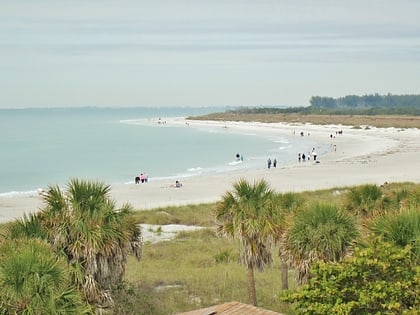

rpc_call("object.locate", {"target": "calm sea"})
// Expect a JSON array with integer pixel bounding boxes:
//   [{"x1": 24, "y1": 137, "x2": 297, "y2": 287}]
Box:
[{"x1": 0, "y1": 107, "x2": 318, "y2": 196}]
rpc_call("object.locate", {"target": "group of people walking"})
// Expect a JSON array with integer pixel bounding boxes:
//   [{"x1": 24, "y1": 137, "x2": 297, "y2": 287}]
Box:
[
  {"x1": 298, "y1": 148, "x2": 318, "y2": 162},
  {"x1": 135, "y1": 173, "x2": 148, "y2": 184}
]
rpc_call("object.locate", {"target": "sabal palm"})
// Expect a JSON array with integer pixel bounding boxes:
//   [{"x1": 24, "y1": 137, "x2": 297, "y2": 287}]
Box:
[
  {"x1": 371, "y1": 207, "x2": 420, "y2": 256},
  {"x1": 0, "y1": 238, "x2": 91, "y2": 314},
  {"x1": 345, "y1": 184, "x2": 384, "y2": 216},
  {"x1": 279, "y1": 203, "x2": 358, "y2": 284},
  {"x1": 275, "y1": 192, "x2": 305, "y2": 290},
  {"x1": 9, "y1": 179, "x2": 142, "y2": 306},
  {"x1": 215, "y1": 179, "x2": 283, "y2": 306}
]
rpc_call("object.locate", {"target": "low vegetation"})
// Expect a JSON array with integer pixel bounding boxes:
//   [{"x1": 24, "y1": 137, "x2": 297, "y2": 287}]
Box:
[
  {"x1": 188, "y1": 94, "x2": 420, "y2": 128},
  {"x1": 1, "y1": 181, "x2": 419, "y2": 314},
  {"x1": 189, "y1": 112, "x2": 420, "y2": 129},
  {"x1": 118, "y1": 182, "x2": 420, "y2": 314}
]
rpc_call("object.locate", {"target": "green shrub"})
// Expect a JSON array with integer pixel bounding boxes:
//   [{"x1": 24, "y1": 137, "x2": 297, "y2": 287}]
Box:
[
  {"x1": 344, "y1": 184, "x2": 383, "y2": 216},
  {"x1": 214, "y1": 249, "x2": 236, "y2": 264},
  {"x1": 282, "y1": 237, "x2": 420, "y2": 314},
  {"x1": 371, "y1": 208, "x2": 420, "y2": 256}
]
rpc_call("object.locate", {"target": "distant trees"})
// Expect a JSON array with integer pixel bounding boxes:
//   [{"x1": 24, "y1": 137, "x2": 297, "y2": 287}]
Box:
[
  {"x1": 218, "y1": 93, "x2": 420, "y2": 116},
  {"x1": 309, "y1": 93, "x2": 420, "y2": 114}
]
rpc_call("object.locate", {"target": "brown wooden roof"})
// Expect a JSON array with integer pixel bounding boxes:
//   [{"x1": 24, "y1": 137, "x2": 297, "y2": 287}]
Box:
[{"x1": 176, "y1": 301, "x2": 285, "y2": 315}]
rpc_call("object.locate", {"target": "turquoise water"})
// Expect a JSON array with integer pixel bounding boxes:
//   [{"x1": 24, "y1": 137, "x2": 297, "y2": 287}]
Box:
[{"x1": 0, "y1": 107, "x2": 317, "y2": 195}]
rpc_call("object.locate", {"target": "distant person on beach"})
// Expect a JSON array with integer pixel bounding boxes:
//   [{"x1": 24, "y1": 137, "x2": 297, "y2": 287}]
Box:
[
  {"x1": 273, "y1": 158, "x2": 277, "y2": 168},
  {"x1": 312, "y1": 148, "x2": 317, "y2": 161},
  {"x1": 140, "y1": 173, "x2": 148, "y2": 183},
  {"x1": 135, "y1": 176, "x2": 141, "y2": 184},
  {"x1": 267, "y1": 158, "x2": 272, "y2": 169},
  {"x1": 171, "y1": 180, "x2": 183, "y2": 188},
  {"x1": 298, "y1": 153, "x2": 301, "y2": 162},
  {"x1": 302, "y1": 153, "x2": 306, "y2": 162}
]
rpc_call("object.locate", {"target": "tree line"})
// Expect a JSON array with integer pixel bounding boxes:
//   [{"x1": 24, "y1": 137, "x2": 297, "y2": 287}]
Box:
[
  {"x1": 226, "y1": 93, "x2": 420, "y2": 116},
  {"x1": 309, "y1": 93, "x2": 420, "y2": 115}
]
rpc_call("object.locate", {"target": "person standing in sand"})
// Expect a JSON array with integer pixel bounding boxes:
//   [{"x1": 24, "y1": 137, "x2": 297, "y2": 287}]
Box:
[
  {"x1": 312, "y1": 148, "x2": 317, "y2": 161},
  {"x1": 267, "y1": 158, "x2": 272, "y2": 169},
  {"x1": 170, "y1": 180, "x2": 183, "y2": 188}
]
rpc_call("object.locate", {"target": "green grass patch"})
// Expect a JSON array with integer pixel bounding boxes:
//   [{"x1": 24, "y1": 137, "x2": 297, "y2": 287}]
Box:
[
  {"x1": 123, "y1": 228, "x2": 294, "y2": 314},
  {"x1": 132, "y1": 203, "x2": 217, "y2": 227}
]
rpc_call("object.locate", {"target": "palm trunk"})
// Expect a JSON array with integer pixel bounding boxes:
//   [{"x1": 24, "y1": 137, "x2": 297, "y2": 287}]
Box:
[
  {"x1": 246, "y1": 264, "x2": 257, "y2": 306},
  {"x1": 280, "y1": 262, "x2": 288, "y2": 290}
]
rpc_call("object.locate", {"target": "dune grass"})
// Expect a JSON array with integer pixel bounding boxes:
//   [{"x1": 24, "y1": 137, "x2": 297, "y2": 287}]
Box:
[
  {"x1": 122, "y1": 228, "x2": 294, "y2": 314},
  {"x1": 188, "y1": 112, "x2": 420, "y2": 129},
  {"x1": 131, "y1": 203, "x2": 217, "y2": 227}
]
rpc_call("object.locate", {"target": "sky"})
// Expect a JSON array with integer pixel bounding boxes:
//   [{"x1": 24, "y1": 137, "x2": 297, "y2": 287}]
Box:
[{"x1": 1, "y1": 0, "x2": 420, "y2": 108}]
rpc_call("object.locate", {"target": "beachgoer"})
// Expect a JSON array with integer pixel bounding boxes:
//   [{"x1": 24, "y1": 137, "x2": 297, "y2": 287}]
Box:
[
  {"x1": 298, "y1": 153, "x2": 301, "y2": 162},
  {"x1": 312, "y1": 148, "x2": 317, "y2": 161},
  {"x1": 267, "y1": 158, "x2": 272, "y2": 169},
  {"x1": 140, "y1": 173, "x2": 146, "y2": 183},
  {"x1": 273, "y1": 158, "x2": 277, "y2": 168},
  {"x1": 302, "y1": 153, "x2": 306, "y2": 162},
  {"x1": 135, "y1": 176, "x2": 140, "y2": 184},
  {"x1": 171, "y1": 180, "x2": 183, "y2": 188}
]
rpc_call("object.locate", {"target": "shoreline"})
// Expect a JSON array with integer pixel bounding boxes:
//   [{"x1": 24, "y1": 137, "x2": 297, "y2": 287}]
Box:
[{"x1": 1, "y1": 119, "x2": 419, "y2": 223}]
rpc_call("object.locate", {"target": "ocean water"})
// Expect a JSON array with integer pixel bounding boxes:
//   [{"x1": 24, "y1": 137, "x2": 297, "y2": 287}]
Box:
[{"x1": 0, "y1": 107, "x2": 318, "y2": 196}]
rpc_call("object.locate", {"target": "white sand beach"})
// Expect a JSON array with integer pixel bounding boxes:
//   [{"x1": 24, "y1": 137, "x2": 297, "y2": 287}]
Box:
[{"x1": 1, "y1": 118, "x2": 419, "y2": 223}]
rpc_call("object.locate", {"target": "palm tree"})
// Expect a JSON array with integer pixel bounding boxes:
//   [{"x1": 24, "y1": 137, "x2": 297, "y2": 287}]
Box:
[
  {"x1": 215, "y1": 178, "x2": 284, "y2": 306},
  {"x1": 8, "y1": 179, "x2": 142, "y2": 307},
  {"x1": 371, "y1": 207, "x2": 420, "y2": 256},
  {"x1": 344, "y1": 184, "x2": 384, "y2": 217},
  {"x1": 275, "y1": 192, "x2": 305, "y2": 290},
  {"x1": 279, "y1": 203, "x2": 358, "y2": 284},
  {"x1": 0, "y1": 238, "x2": 92, "y2": 314}
]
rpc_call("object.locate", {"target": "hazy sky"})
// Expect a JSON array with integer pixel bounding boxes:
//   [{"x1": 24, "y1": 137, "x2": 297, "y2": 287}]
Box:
[{"x1": 1, "y1": 0, "x2": 419, "y2": 108}]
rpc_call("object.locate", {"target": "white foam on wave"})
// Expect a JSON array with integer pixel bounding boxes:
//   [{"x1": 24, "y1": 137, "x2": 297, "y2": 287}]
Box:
[
  {"x1": 0, "y1": 190, "x2": 39, "y2": 198},
  {"x1": 187, "y1": 167, "x2": 203, "y2": 172}
]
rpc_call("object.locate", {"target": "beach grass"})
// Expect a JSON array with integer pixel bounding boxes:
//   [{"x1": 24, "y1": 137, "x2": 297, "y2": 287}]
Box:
[
  {"x1": 122, "y1": 228, "x2": 294, "y2": 314},
  {"x1": 189, "y1": 112, "x2": 420, "y2": 129},
  {"x1": 131, "y1": 203, "x2": 217, "y2": 227}
]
